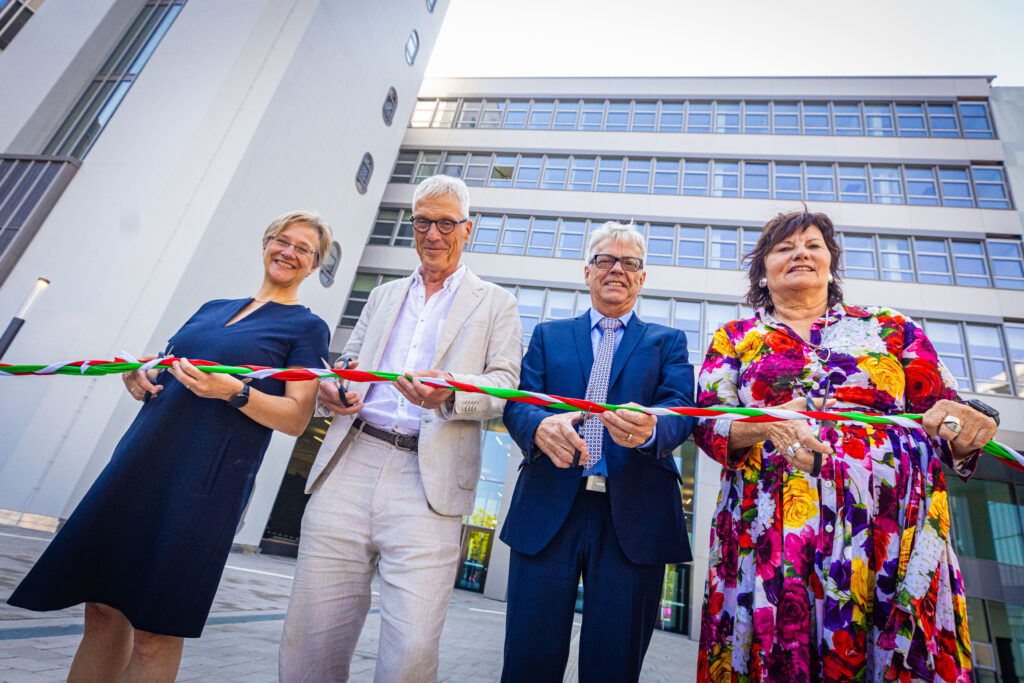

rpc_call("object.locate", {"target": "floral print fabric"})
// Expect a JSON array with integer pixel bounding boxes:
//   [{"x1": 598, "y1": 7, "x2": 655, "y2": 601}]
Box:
[{"x1": 695, "y1": 303, "x2": 977, "y2": 683}]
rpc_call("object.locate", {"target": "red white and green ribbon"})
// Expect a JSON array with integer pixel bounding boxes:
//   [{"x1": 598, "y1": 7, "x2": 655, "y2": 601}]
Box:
[{"x1": 3, "y1": 357, "x2": 1022, "y2": 473}]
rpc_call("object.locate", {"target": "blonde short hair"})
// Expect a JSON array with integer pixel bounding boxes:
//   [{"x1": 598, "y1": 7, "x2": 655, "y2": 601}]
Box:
[{"x1": 262, "y1": 210, "x2": 333, "y2": 266}]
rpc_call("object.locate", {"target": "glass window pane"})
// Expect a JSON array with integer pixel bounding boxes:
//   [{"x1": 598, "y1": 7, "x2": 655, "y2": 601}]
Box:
[
  {"x1": 915, "y1": 239, "x2": 952, "y2": 284},
  {"x1": 947, "y1": 478, "x2": 1024, "y2": 566},
  {"x1": 773, "y1": 102, "x2": 799, "y2": 134},
  {"x1": 953, "y1": 240, "x2": 990, "y2": 286},
  {"x1": 842, "y1": 233, "x2": 877, "y2": 278},
  {"x1": 541, "y1": 156, "x2": 568, "y2": 190},
  {"x1": 683, "y1": 160, "x2": 709, "y2": 196},
  {"x1": 687, "y1": 102, "x2": 711, "y2": 133},
  {"x1": 712, "y1": 161, "x2": 739, "y2": 198},
  {"x1": 925, "y1": 320, "x2": 969, "y2": 387},
  {"x1": 580, "y1": 101, "x2": 604, "y2": 130},
  {"x1": 774, "y1": 163, "x2": 802, "y2": 200},
  {"x1": 1006, "y1": 324, "x2": 1024, "y2": 397},
  {"x1": 653, "y1": 159, "x2": 681, "y2": 195},
  {"x1": 553, "y1": 100, "x2": 579, "y2": 130},
  {"x1": 896, "y1": 103, "x2": 927, "y2": 137},
  {"x1": 624, "y1": 158, "x2": 651, "y2": 193},
  {"x1": 640, "y1": 297, "x2": 671, "y2": 325},
  {"x1": 527, "y1": 217, "x2": 558, "y2": 257},
  {"x1": 646, "y1": 224, "x2": 675, "y2": 265},
  {"x1": 517, "y1": 288, "x2": 545, "y2": 339},
  {"x1": 504, "y1": 100, "x2": 529, "y2": 129},
  {"x1": 490, "y1": 155, "x2": 516, "y2": 187},
  {"x1": 632, "y1": 102, "x2": 657, "y2": 131},
  {"x1": 904, "y1": 167, "x2": 939, "y2": 206},
  {"x1": 879, "y1": 237, "x2": 913, "y2": 281},
  {"x1": 456, "y1": 100, "x2": 482, "y2": 128},
  {"x1": 569, "y1": 157, "x2": 596, "y2": 191},
  {"x1": 499, "y1": 216, "x2": 529, "y2": 254},
  {"x1": 514, "y1": 155, "x2": 542, "y2": 189},
  {"x1": 959, "y1": 102, "x2": 993, "y2": 139},
  {"x1": 806, "y1": 164, "x2": 836, "y2": 201},
  {"x1": 714, "y1": 102, "x2": 740, "y2": 133},
  {"x1": 928, "y1": 102, "x2": 959, "y2": 137},
  {"x1": 989, "y1": 239, "x2": 1024, "y2": 289},
  {"x1": 838, "y1": 165, "x2": 869, "y2": 202},
  {"x1": 606, "y1": 101, "x2": 630, "y2": 131},
  {"x1": 480, "y1": 100, "x2": 505, "y2": 128},
  {"x1": 545, "y1": 290, "x2": 577, "y2": 320},
  {"x1": 472, "y1": 215, "x2": 502, "y2": 253},
  {"x1": 972, "y1": 166, "x2": 1011, "y2": 209},
  {"x1": 465, "y1": 153, "x2": 491, "y2": 187},
  {"x1": 441, "y1": 153, "x2": 467, "y2": 178},
  {"x1": 557, "y1": 219, "x2": 586, "y2": 258},
  {"x1": 802, "y1": 102, "x2": 830, "y2": 135},
  {"x1": 415, "y1": 152, "x2": 441, "y2": 182},
  {"x1": 864, "y1": 103, "x2": 894, "y2": 136},
  {"x1": 743, "y1": 162, "x2": 769, "y2": 198},
  {"x1": 659, "y1": 102, "x2": 684, "y2": 132},
  {"x1": 870, "y1": 165, "x2": 904, "y2": 204},
  {"x1": 433, "y1": 100, "x2": 458, "y2": 127},
  {"x1": 966, "y1": 324, "x2": 1011, "y2": 394},
  {"x1": 527, "y1": 100, "x2": 554, "y2": 129},
  {"x1": 677, "y1": 226, "x2": 706, "y2": 267},
  {"x1": 743, "y1": 102, "x2": 770, "y2": 134},
  {"x1": 834, "y1": 103, "x2": 863, "y2": 135},
  {"x1": 709, "y1": 228, "x2": 739, "y2": 269},
  {"x1": 939, "y1": 167, "x2": 973, "y2": 207},
  {"x1": 672, "y1": 300, "x2": 702, "y2": 364},
  {"x1": 596, "y1": 157, "x2": 624, "y2": 192}
]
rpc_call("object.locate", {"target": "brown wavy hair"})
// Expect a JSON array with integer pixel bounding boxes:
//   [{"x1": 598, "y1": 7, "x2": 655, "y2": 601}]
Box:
[{"x1": 743, "y1": 207, "x2": 843, "y2": 311}]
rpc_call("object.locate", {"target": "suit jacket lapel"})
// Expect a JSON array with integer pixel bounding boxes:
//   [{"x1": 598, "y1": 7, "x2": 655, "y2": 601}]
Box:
[
  {"x1": 432, "y1": 269, "x2": 485, "y2": 365},
  {"x1": 573, "y1": 311, "x2": 594, "y2": 388},
  {"x1": 608, "y1": 314, "x2": 647, "y2": 391}
]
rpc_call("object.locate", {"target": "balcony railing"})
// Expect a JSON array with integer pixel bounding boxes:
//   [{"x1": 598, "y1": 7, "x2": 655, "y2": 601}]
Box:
[{"x1": 0, "y1": 154, "x2": 80, "y2": 286}]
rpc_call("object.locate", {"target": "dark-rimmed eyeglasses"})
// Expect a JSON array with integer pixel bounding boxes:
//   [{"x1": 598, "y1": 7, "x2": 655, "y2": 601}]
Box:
[
  {"x1": 268, "y1": 235, "x2": 316, "y2": 258},
  {"x1": 411, "y1": 216, "x2": 467, "y2": 234},
  {"x1": 589, "y1": 254, "x2": 644, "y2": 272}
]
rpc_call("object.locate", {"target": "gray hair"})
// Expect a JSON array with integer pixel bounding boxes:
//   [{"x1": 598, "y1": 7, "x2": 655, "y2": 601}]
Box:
[
  {"x1": 412, "y1": 175, "x2": 471, "y2": 218},
  {"x1": 262, "y1": 209, "x2": 334, "y2": 266},
  {"x1": 584, "y1": 221, "x2": 646, "y2": 263}
]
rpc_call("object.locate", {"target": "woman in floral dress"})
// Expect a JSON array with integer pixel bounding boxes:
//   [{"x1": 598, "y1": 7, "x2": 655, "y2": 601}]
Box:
[{"x1": 694, "y1": 209, "x2": 999, "y2": 682}]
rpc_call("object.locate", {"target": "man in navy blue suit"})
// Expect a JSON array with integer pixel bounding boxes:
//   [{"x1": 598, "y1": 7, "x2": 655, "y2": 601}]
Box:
[{"x1": 500, "y1": 221, "x2": 696, "y2": 682}]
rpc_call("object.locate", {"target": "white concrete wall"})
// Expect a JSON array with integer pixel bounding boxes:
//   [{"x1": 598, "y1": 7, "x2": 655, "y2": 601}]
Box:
[{"x1": 0, "y1": 0, "x2": 449, "y2": 546}]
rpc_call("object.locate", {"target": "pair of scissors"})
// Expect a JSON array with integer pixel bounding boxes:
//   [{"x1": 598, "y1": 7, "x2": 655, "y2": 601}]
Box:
[
  {"x1": 142, "y1": 345, "x2": 173, "y2": 403},
  {"x1": 804, "y1": 377, "x2": 832, "y2": 478},
  {"x1": 323, "y1": 357, "x2": 354, "y2": 407}
]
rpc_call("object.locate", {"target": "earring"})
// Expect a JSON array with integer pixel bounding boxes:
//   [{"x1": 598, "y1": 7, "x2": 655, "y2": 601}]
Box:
[
  {"x1": 827, "y1": 273, "x2": 834, "y2": 283},
  {"x1": 758, "y1": 277, "x2": 767, "y2": 288}
]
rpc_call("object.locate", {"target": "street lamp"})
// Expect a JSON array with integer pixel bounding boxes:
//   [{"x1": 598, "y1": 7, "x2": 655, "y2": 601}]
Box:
[{"x1": 0, "y1": 278, "x2": 50, "y2": 361}]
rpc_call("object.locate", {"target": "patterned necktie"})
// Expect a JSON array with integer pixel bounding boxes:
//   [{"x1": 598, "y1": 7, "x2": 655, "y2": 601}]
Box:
[{"x1": 582, "y1": 317, "x2": 622, "y2": 471}]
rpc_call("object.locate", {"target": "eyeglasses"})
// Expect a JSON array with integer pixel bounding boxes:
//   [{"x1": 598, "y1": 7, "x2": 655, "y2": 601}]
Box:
[
  {"x1": 589, "y1": 254, "x2": 644, "y2": 272},
  {"x1": 268, "y1": 236, "x2": 316, "y2": 258},
  {"x1": 411, "y1": 216, "x2": 467, "y2": 234}
]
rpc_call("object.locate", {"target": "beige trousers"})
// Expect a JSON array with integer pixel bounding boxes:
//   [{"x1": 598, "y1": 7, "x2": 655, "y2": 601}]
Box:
[{"x1": 278, "y1": 431, "x2": 462, "y2": 683}]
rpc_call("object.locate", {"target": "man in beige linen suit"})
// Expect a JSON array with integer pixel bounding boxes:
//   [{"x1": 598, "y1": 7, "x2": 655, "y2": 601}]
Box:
[{"x1": 279, "y1": 175, "x2": 522, "y2": 682}]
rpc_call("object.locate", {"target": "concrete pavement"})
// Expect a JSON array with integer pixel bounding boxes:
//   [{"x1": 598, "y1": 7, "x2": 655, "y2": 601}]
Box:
[{"x1": 0, "y1": 525, "x2": 698, "y2": 681}]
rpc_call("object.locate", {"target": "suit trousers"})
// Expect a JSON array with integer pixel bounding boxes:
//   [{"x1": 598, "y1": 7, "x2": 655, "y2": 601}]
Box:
[
  {"x1": 500, "y1": 485, "x2": 665, "y2": 683},
  {"x1": 279, "y1": 430, "x2": 462, "y2": 683}
]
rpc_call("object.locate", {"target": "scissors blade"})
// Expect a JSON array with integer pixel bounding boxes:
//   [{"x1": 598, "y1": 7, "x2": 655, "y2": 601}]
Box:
[{"x1": 572, "y1": 408, "x2": 592, "y2": 468}]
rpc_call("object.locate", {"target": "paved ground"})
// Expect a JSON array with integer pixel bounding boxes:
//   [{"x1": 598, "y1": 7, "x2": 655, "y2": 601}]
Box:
[{"x1": 0, "y1": 525, "x2": 699, "y2": 681}]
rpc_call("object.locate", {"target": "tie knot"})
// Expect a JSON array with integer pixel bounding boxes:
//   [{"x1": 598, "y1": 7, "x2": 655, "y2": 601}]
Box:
[{"x1": 599, "y1": 317, "x2": 622, "y2": 332}]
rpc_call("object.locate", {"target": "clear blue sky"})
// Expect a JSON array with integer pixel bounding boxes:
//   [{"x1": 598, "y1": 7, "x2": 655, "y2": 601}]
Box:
[{"x1": 426, "y1": 0, "x2": 1024, "y2": 86}]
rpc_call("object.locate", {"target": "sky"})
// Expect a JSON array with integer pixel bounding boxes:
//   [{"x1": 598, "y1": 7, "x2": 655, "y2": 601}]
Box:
[{"x1": 425, "y1": 0, "x2": 1024, "y2": 86}]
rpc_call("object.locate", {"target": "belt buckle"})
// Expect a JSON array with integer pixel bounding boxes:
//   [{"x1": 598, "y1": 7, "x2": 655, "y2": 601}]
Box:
[
  {"x1": 584, "y1": 475, "x2": 607, "y2": 493},
  {"x1": 394, "y1": 434, "x2": 417, "y2": 452}
]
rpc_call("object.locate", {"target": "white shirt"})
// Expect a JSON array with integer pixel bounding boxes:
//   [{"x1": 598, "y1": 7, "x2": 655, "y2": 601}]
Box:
[{"x1": 360, "y1": 264, "x2": 468, "y2": 434}]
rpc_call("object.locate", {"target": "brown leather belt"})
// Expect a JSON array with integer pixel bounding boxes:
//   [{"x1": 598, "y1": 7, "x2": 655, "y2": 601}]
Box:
[{"x1": 353, "y1": 417, "x2": 418, "y2": 452}]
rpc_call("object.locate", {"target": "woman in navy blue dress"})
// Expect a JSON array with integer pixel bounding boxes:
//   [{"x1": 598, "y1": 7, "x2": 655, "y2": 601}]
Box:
[{"x1": 8, "y1": 210, "x2": 333, "y2": 682}]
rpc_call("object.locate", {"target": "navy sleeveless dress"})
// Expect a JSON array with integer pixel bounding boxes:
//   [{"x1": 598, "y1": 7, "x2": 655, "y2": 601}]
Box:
[{"x1": 7, "y1": 298, "x2": 329, "y2": 637}]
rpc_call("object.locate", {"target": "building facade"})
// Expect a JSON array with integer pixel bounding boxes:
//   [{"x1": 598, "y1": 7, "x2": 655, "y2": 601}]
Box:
[
  {"x1": 3, "y1": 6, "x2": 1024, "y2": 675},
  {"x1": 0, "y1": 0, "x2": 449, "y2": 545},
  {"x1": 315, "y1": 76, "x2": 1024, "y2": 676}
]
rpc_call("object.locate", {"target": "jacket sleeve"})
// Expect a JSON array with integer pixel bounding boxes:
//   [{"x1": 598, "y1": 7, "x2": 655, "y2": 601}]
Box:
[
  {"x1": 502, "y1": 324, "x2": 556, "y2": 461},
  {"x1": 439, "y1": 290, "x2": 524, "y2": 422}
]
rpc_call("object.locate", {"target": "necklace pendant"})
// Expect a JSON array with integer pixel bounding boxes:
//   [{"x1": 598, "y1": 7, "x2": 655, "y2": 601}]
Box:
[{"x1": 815, "y1": 346, "x2": 832, "y2": 363}]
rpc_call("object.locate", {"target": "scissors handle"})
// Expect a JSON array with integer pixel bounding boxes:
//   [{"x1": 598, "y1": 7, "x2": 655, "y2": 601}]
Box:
[{"x1": 337, "y1": 357, "x2": 353, "y2": 407}]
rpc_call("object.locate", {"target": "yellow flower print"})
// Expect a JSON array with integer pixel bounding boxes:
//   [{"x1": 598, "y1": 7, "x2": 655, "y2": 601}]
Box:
[
  {"x1": 708, "y1": 649, "x2": 733, "y2": 683},
  {"x1": 927, "y1": 489, "x2": 951, "y2": 538},
  {"x1": 734, "y1": 330, "x2": 765, "y2": 364},
  {"x1": 712, "y1": 327, "x2": 738, "y2": 358},
  {"x1": 857, "y1": 354, "x2": 906, "y2": 401},
  {"x1": 782, "y1": 474, "x2": 819, "y2": 529},
  {"x1": 851, "y1": 556, "x2": 875, "y2": 612}
]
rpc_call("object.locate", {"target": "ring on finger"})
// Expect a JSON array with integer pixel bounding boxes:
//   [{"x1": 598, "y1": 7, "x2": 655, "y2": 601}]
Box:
[
  {"x1": 786, "y1": 443, "x2": 803, "y2": 459},
  {"x1": 942, "y1": 415, "x2": 962, "y2": 434},
  {"x1": 627, "y1": 432, "x2": 633, "y2": 442}
]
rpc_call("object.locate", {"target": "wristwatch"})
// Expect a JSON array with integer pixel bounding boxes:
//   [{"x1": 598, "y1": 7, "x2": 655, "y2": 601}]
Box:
[
  {"x1": 228, "y1": 383, "x2": 250, "y2": 409},
  {"x1": 961, "y1": 398, "x2": 999, "y2": 426}
]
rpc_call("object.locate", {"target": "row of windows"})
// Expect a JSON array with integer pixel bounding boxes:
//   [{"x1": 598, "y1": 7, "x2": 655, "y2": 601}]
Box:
[
  {"x1": 43, "y1": 0, "x2": 185, "y2": 159},
  {"x1": 369, "y1": 209, "x2": 1024, "y2": 290},
  {"x1": 391, "y1": 150, "x2": 1014, "y2": 209},
  {"x1": 0, "y1": 0, "x2": 35, "y2": 51},
  {"x1": 411, "y1": 97, "x2": 997, "y2": 139},
  {"x1": 341, "y1": 274, "x2": 1024, "y2": 397}
]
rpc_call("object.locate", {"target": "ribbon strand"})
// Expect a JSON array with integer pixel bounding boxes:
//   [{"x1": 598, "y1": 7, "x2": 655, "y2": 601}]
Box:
[{"x1": 2, "y1": 358, "x2": 1021, "y2": 472}]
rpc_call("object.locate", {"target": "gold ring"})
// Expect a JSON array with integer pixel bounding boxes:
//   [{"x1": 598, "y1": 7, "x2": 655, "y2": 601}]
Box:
[{"x1": 420, "y1": 400, "x2": 425, "y2": 407}]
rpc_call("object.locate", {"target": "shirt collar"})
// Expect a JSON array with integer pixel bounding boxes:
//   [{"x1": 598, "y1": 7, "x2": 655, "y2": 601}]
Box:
[
  {"x1": 756, "y1": 301, "x2": 864, "y2": 327},
  {"x1": 412, "y1": 263, "x2": 467, "y2": 291},
  {"x1": 589, "y1": 307, "x2": 633, "y2": 330}
]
